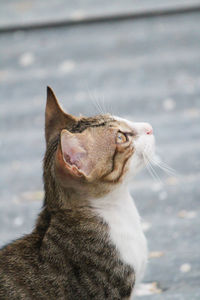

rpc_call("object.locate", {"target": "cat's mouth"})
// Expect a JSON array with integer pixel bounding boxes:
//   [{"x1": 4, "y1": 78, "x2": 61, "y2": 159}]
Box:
[
  {"x1": 129, "y1": 134, "x2": 155, "y2": 175},
  {"x1": 134, "y1": 134, "x2": 155, "y2": 161}
]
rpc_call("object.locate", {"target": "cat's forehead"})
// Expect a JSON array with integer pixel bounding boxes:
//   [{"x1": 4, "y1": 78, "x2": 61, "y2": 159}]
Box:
[
  {"x1": 70, "y1": 114, "x2": 113, "y2": 133},
  {"x1": 111, "y1": 116, "x2": 134, "y2": 132},
  {"x1": 71, "y1": 115, "x2": 133, "y2": 133}
]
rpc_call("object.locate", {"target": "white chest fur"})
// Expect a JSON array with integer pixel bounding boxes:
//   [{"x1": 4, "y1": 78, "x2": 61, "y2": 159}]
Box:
[{"x1": 91, "y1": 186, "x2": 148, "y2": 286}]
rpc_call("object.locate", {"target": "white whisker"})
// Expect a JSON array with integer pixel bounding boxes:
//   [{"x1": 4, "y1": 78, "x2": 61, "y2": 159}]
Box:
[
  {"x1": 143, "y1": 153, "x2": 163, "y2": 185},
  {"x1": 93, "y1": 93, "x2": 104, "y2": 115},
  {"x1": 147, "y1": 160, "x2": 163, "y2": 184},
  {"x1": 155, "y1": 163, "x2": 176, "y2": 176},
  {"x1": 105, "y1": 98, "x2": 115, "y2": 117},
  {"x1": 94, "y1": 92, "x2": 106, "y2": 115},
  {"x1": 101, "y1": 94, "x2": 107, "y2": 115},
  {"x1": 87, "y1": 89, "x2": 101, "y2": 115},
  {"x1": 143, "y1": 143, "x2": 177, "y2": 177},
  {"x1": 151, "y1": 157, "x2": 177, "y2": 177},
  {"x1": 144, "y1": 158, "x2": 159, "y2": 183}
]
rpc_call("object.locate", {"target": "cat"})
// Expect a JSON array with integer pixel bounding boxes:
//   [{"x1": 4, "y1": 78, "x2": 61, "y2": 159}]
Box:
[{"x1": 0, "y1": 87, "x2": 155, "y2": 300}]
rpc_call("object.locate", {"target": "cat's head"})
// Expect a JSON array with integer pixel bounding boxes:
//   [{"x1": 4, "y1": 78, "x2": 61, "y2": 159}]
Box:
[{"x1": 44, "y1": 87, "x2": 155, "y2": 202}]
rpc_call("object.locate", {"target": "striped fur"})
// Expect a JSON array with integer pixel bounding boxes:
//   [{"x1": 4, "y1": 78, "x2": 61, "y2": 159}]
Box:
[
  {"x1": 0, "y1": 208, "x2": 134, "y2": 299},
  {"x1": 0, "y1": 88, "x2": 153, "y2": 299}
]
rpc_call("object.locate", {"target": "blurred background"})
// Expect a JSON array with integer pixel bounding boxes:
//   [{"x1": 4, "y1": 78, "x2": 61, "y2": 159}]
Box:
[{"x1": 0, "y1": 1, "x2": 200, "y2": 299}]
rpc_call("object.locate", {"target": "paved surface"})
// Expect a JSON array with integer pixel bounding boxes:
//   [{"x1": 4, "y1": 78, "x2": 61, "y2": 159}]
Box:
[
  {"x1": 0, "y1": 2, "x2": 200, "y2": 299},
  {"x1": 1, "y1": 0, "x2": 199, "y2": 28}
]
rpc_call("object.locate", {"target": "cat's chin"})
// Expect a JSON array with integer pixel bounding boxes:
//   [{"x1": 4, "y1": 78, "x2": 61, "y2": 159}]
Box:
[{"x1": 129, "y1": 134, "x2": 155, "y2": 176}]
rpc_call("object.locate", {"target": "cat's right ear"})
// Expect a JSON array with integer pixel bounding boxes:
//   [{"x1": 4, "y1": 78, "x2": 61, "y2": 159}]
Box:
[{"x1": 45, "y1": 86, "x2": 77, "y2": 144}]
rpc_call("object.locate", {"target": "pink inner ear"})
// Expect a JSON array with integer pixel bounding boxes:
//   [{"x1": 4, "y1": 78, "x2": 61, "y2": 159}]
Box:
[
  {"x1": 63, "y1": 150, "x2": 85, "y2": 169},
  {"x1": 61, "y1": 131, "x2": 87, "y2": 172}
]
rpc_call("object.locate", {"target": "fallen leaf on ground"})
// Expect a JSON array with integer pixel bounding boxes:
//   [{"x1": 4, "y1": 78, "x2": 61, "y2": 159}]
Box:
[
  {"x1": 135, "y1": 282, "x2": 162, "y2": 296},
  {"x1": 178, "y1": 210, "x2": 197, "y2": 219},
  {"x1": 180, "y1": 263, "x2": 191, "y2": 273},
  {"x1": 149, "y1": 251, "x2": 164, "y2": 258},
  {"x1": 14, "y1": 191, "x2": 44, "y2": 203},
  {"x1": 141, "y1": 222, "x2": 152, "y2": 232}
]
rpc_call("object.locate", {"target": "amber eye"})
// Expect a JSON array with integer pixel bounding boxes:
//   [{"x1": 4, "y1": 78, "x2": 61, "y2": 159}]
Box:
[{"x1": 116, "y1": 132, "x2": 127, "y2": 144}]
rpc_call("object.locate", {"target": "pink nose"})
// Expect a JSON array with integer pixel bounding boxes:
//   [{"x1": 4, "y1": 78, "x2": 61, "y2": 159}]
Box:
[
  {"x1": 130, "y1": 122, "x2": 153, "y2": 135},
  {"x1": 146, "y1": 125, "x2": 153, "y2": 135}
]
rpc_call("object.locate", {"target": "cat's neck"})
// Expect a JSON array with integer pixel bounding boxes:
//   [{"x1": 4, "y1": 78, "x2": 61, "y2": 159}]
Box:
[
  {"x1": 43, "y1": 170, "x2": 89, "y2": 210},
  {"x1": 43, "y1": 162, "x2": 134, "y2": 214},
  {"x1": 89, "y1": 183, "x2": 147, "y2": 286},
  {"x1": 90, "y1": 184, "x2": 130, "y2": 207},
  {"x1": 89, "y1": 183, "x2": 141, "y2": 228}
]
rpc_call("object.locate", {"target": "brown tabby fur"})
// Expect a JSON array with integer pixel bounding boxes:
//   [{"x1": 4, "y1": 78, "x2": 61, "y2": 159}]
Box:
[{"x1": 0, "y1": 87, "x2": 135, "y2": 299}]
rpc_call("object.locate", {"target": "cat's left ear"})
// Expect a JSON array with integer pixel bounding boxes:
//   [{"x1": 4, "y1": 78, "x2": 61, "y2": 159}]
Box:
[
  {"x1": 45, "y1": 86, "x2": 77, "y2": 144},
  {"x1": 55, "y1": 129, "x2": 93, "y2": 182}
]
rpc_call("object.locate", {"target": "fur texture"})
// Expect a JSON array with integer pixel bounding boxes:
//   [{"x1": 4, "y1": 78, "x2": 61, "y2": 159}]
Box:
[
  {"x1": 0, "y1": 87, "x2": 155, "y2": 299},
  {"x1": 90, "y1": 186, "x2": 147, "y2": 285}
]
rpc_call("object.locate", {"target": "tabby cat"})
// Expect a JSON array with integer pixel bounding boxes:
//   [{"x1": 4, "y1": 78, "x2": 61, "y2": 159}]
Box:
[{"x1": 0, "y1": 87, "x2": 155, "y2": 299}]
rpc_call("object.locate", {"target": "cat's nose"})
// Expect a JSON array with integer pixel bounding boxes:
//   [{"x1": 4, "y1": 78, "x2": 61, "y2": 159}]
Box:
[
  {"x1": 146, "y1": 124, "x2": 153, "y2": 135},
  {"x1": 133, "y1": 122, "x2": 153, "y2": 135}
]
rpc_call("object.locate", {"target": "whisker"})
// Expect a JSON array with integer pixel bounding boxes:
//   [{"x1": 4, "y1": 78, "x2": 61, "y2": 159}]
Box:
[
  {"x1": 94, "y1": 92, "x2": 106, "y2": 115},
  {"x1": 157, "y1": 161, "x2": 176, "y2": 174},
  {"x1": 105, "y1": 98, "x2": 114, "y2": 117},
  {"x1": 148, "y1": 161, "x2": 163, "y2": 184},
  {"x1": 143, "y1": 155, "x2": 155, "y2": 179},
  {"x1": 108, "y1": 101, "x2": 116, "y2": 117},
  {"x1": 143, "y1": 144, "x2": 177, "y2": 177},
  {"x1": 155, "y1": 163, "x2": 177, "y2": 176},
  {"x1": 151, "y1": 157, "x2": 177, "y2": 176},
  {"x1": 101, "y1": 94, "x2": 107, "y2": 115},
  {"x1": 143, "y1": 153, "x2": 163, "y2": 185},
  {"x1": 87, "y1": 89, "x2": 101, "y2": 115},
  {"x1": 102, "y1": 94, "x2": 115, "y2": 116},
  {"x1": 151, "y1": 156, "x2": 174, "y2": 170},
  {"x1": 143, "y1": 153, "x2": 162, "y2": 184},
  {"x1": 145, "y1": 159, "x2": 159, "y2": 183},
  {"x1": 93, "y1": 93, "x2": 103, "y2": 115}
]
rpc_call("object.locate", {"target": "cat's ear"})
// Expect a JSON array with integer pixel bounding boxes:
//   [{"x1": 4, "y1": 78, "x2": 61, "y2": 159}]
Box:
[
  {"x1": 55, "y1": 129, "x2": 93, "y2": 181},
  {"x1": 45, "y1": 86, "x2": 77, "y2": 144}
]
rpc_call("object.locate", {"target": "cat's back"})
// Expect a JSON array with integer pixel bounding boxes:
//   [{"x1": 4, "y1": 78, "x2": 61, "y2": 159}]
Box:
[
  {"x1": 0, "y1": 233, "x2": 44, "y2": 299},
  {"x1": 0, "y1": 209, "x2": 135, "y2": 300},
  {"x1": 38, "y1": 210, "x2": 135, "y2": 299}
]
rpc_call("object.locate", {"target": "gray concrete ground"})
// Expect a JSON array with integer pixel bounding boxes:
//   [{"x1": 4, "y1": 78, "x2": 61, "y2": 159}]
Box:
[
  {"x1": 0, "y1": 2, "x2": 200, "y2": 299},
  {"x1": 1, "y1": 0, "x2": 199, "y2": 28}
]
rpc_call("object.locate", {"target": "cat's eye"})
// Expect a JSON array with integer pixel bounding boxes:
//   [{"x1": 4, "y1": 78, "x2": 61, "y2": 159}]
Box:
[{"x1": 116, "y1": 132, "x2": 128, "y2": 144}]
